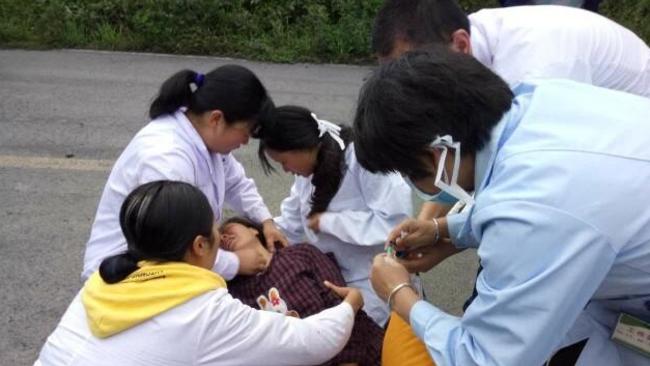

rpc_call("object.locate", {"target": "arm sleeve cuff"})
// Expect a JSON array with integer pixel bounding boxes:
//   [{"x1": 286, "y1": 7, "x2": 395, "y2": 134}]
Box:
[
  {"x1": 213, "y1": 249, "x2": 240, "y2": 280},
  {"x1": 318, "y1": 213, "x2": 335, "y2": 235},
  {"x1": 447, "y1": 211, "x2": 478, "y2": 249},
  {"x1": 410, "y1": 300, "x2": 444, "y2": 339}
]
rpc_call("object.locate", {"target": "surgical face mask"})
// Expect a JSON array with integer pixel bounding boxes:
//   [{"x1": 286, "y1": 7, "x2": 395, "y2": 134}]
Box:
[
  {"x1": 406, "y1": 135, "x2": 475, "y2": 206},
  {"x1": 405, "y1": 176, "x2": 459, "y2": 204}
]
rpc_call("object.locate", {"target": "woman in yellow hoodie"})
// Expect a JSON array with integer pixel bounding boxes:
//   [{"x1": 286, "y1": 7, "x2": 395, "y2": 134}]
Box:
[{"x1": 36, "y1": 181, "x2": 363, "y2": 366}]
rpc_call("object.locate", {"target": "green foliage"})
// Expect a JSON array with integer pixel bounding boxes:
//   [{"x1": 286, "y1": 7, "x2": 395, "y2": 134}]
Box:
[
  {"x1": 0, "y1": 0, "x2": 647, "y2": 63},
  {"x1": 601, "y1": 0, "x2": 650, "y2": 43}
]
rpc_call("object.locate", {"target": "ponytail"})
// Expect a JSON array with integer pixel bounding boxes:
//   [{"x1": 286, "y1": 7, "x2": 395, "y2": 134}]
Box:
[
  {"x1": 309, "y1": 128, "x2": 351, "y2": 216},
  {"x1": 149, "y1": 70, "x2": 199, "y2": 120},
  {"x1": 99, "y1": 251, "x2": 140, "y2": 284}
]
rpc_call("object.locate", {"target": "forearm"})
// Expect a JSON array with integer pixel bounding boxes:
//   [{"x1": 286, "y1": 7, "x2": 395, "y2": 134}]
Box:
[
  {"x1": 391, "y1": 287, "x2": 420, "y2": 323},
  {"x1": 417, "y1": 202, "x2": 452, "y2": 221}
]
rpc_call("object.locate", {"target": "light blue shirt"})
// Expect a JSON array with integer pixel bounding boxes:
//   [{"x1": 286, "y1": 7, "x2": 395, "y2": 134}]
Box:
[{"x1": 411, "y1": 80, "x2": 650, "y2": 365}]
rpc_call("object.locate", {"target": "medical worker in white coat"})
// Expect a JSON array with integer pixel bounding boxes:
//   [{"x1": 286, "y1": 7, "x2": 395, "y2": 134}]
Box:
[
  {"x1": 37, "y1": 181, "x2": 362, "y2": 366},
  {"x1": 251, "y1": 105, "x2": 412, "y2": 326},
  {"x1": 355, "y1": 48, "x2": 650, "y2": 365},
  {"x1": 82, "y1": 65, "x2": 288, "y2": 281}
]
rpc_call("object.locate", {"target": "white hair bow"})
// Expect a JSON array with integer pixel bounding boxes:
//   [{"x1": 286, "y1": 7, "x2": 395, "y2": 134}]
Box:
[{"x1": 311, "y1": 113, "x2": 345, "y2": 150}]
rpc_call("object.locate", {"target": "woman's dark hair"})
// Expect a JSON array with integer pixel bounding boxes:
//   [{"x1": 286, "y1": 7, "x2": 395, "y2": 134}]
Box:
[
  {"x1": 99, "y1": 181, "x2": 214, "y2": 284},
  {"x1": 354, "y1": 45, "x2": 513, "y2": 179},
  {"x1": 256, "y1": 105, "x2": 352, "y2": 216},
  {"x1": 372, "y1": 0, "x2": 470, "y2": 57},
  {"x1": 149, "y1": 64, "x2": 274, "y2": 130},
  {"x1": 220, "y1": 217, "x2": 266, "y2": 248}
]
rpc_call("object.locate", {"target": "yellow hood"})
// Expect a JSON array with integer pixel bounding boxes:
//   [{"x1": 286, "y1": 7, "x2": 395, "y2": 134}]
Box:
[{"x1": 82, "y1": 261, "x2": 226, "y2": 338}]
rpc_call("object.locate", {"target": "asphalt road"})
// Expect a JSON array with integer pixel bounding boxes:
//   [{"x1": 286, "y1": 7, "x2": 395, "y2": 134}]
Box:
[{"x1": 0, "y1": 49, "x2": 479, "y2": 365}]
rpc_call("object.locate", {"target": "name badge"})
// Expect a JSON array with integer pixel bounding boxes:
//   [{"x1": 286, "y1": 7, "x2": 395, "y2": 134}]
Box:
[{"x1": 611, "y1": 313, "x2": 650, "y2": 358}]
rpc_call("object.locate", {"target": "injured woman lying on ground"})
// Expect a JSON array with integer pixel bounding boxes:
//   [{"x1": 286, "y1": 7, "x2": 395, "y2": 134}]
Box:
[{"x1": 221, "y1": 217, "x2": 383, "y2": 366}]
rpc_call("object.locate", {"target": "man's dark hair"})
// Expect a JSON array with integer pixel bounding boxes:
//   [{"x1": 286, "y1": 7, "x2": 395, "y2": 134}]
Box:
[
  {"x1": 372, "y1": 0, "x2": 470, "y2": 57},
  {"x1": 353, "y1": 45, "x2": 513, "y2": 179}
]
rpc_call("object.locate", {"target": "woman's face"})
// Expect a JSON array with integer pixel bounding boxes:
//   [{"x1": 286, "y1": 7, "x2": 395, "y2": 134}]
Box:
[
  {"x1": 192, "y1": 110, "x2": 251, "y2": 154},
  {"x1": 265, "y1": 148, "x2": 318, "y2": 177},
  {"x1": 208, "y1": 119, "x2": 251, "y2": 154},
  {"x1": 220, "y1": 222, "x2": 262, "y2": 252}
]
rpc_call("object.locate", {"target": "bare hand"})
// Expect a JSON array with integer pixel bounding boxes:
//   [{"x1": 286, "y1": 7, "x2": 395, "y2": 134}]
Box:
[
  {"x1": 324, "y1": 280, "x2": 364, "y2": 312},
  {"x1": 262, "y1": 220, "x2": 288, "y2": 252},
  {"x1": 307, "y1": 213, "x2": 322, "y2": 233},
  {"x1": 387, "y1": 218, "x2": 441, "y2": 252},
  {"x1": 397, "y1": 239, "x2": 462, "y2": 273},
  {"x1": 235, "y1": 245, "x2": 269, "y2": 275},
  {"x1": 369, "y1": 254, "x2": 411, "y2": 302}
]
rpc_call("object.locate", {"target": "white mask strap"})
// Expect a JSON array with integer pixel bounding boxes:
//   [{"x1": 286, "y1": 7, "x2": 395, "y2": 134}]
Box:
[
  {"x1": 312, "y1": 113, "x2": 345, "y2": 150},
  {"x1": 431, "y1": 135, "x2": 475, "y2": 205}
]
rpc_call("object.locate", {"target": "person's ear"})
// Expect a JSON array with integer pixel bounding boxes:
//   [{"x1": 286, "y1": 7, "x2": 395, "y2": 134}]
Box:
[
  {"x1": 190, "y1": 235, "x2": 211, "y2": 257},
  {"x1": 449, "y1": 29, "x2": 472, "y2": 55},
  {"x1": 207, "y1": 110, "x2": 225, "y2": 127}
]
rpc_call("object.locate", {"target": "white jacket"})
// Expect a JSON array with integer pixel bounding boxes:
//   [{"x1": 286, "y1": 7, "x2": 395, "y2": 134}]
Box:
[
  {"x1": 82, "y1": 111, "x2": 272, "y2": 280},
  {"x1": 469, "y1": 5, "x2": 650, "y2": 97},
  {"x1": 36, "y1": 289, "x2": 354, "y2": 365},
  {"x1": 275, "y1": 144, "x2": 412, "y2": 325}
]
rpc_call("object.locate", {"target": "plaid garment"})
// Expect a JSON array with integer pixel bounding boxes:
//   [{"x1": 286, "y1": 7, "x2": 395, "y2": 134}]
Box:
[{"x1": 228, "y1": 244, "x2": 383, "y2": 366}]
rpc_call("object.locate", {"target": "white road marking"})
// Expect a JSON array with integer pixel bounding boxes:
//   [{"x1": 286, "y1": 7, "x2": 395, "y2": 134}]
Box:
[{"x1": 0, "y1": 155, "x2": 113, "y2": 172}]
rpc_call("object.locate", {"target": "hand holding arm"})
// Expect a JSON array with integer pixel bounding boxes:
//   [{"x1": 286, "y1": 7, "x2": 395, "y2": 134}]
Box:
[{"x1": 262, "y1": 219, "x2": 288, "y2": 252}]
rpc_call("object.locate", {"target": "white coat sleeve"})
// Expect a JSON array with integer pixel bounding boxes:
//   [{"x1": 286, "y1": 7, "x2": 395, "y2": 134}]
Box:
[
  {"x1": 222, "y1": 154, "x2": 272, "y2": 224},
  {"x1": 490, "y1": 30, "x2": 594, "y2": 88},
  {"x1": 197, "y1": 293, "x2": 355, "y2": 365},
  {"x1": 274, "y1": 179, "x2": 307, "y2": 244},
  {"x1": 409, "y1": 201, "x2": 617, "y2": 366},
  {"x1": 318, "y1": 169, "x2": 412, "y2": 246}
]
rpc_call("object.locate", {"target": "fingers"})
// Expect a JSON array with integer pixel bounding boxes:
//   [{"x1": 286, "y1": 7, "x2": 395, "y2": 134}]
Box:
[
  {"x1": 263, "y1": 224, "x2": 289, "y2": 252},
  {"x1": 275, "y1": 235, "x2": 289, "y2": 248},
  {"x1": 325, "y1": 281, "x2": 364, "y2": 312},
  {"x1": 386, "y1": 220, "x2": 412, "y2": 247},
  {"x1": 323, "y1": 280, "x2": 347, "y2": 299},
  {"x1": 265, "y1": 238, "x2": 276, "y2": 253}
]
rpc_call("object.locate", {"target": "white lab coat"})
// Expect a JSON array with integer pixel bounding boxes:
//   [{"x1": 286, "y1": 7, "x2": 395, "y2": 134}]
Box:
[
  {"x1": 469, "y1": 5, "x2": 650, "y2": 97},
  {"x1": 82, "y1": 110, "x2": 271, "y2": 280},
  {"x1": 275, "y1": 144, "x2": 412, "y2": 325},
  {"x1": 35, "y1": 289, "x2": 354, "y2": 366}
]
